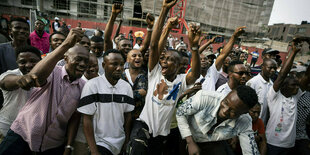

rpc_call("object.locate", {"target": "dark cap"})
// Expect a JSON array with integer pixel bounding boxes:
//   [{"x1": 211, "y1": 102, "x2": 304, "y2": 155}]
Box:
[{"x1": 262, "y1": 48, "x2": 279, "y2": 55}]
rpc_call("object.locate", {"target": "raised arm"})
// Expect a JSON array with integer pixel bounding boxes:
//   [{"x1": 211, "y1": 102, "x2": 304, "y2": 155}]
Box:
[
  {"x1": 148, "y1": 0, "x2": 178, "y2": 71},
  {"x1": 186, "y1": 23, "x2": 201, "y2": 85},
  {"x1": 273, "y1": 40, "x2": 301, "y2": 92},
  {"x1": 198, "y1": 36, "x2": 218, "y2": 54},
  {"x1": 16, "y1": 28, "x2": 83, "y2": 90},
  {"x1": 104, "y1": 3, "x2": 123, "y2": 52},
  {"x1": 215, "y1": 26, "x2": 245, "y2": 71},
  {"x1": 139, "y1": 13, "x2": 154, "y2": 56},
  {"x1": 0, "y1": 75, "x2": 27, "y2": 91},
  {"x1": 113, "y1": 19, "x2": 123, "y2": 42},
  {"x1": 158, "y1": 17, "x2": 179, "y2": 54}
]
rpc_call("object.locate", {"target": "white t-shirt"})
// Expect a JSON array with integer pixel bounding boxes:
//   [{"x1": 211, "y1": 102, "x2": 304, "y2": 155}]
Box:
[
  {"x1": 266, "y1": 87, "x2": 303, "y2": 148},
  {"x1": 216, "y1": 82, "x2": 232, "y2": 96},
  {"x1": 77, "y1": 75, "x2": 134, "y2": 154},
  {"x1": 139, "y1": 63, "x2": 189, "y2": 137},
  {"x1": 196, "y1": 63, "x2": 220, "y2": 91},
  {"x1": 97, "y1": 56, "x2": 104, "y2": 75},
  {"x1": 246, "y1": 73, "x2": 273, "y2": 125},
  {"x1": 133, "y1": 43, "x2": 140, "y2": 50},
  {"x1": 0, "y1": 69, "x2": 32, "y2": 136}
]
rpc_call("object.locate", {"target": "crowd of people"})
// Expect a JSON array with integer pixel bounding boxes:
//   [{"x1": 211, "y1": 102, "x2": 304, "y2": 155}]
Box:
[{"x1": 0, "y1": 0, "x2": 310, "y2": 155}]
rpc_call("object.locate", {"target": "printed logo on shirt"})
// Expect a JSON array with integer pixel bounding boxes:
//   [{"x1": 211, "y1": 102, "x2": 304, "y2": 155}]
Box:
[{"x1": 153, "y1": 79, "x2": 168, "y2": 100}]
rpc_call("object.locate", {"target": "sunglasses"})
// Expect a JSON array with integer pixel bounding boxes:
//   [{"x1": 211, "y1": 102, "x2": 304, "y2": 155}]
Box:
[{"x1": 233, "y1": 71, "x2": 251, "y2": 76}]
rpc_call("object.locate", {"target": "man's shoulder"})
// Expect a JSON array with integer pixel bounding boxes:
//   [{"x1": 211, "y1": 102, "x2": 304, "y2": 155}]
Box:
[
  {"x1": 0, "y1": 42, "x2": 12, "y2": 49},
  {"x1": 117, "y1": 78, "x2": 132, "y2": 89}
]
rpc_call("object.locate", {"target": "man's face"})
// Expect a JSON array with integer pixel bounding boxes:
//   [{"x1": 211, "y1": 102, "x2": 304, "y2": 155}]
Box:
[
  {"x1": 17, "y1": 52, "x2": 41, "y2": 75},
  {"x1": 79, "y1": 36, "x2": 90, "y2": 51},
  {"x1": 239, "y1": 53, "x2": 246, "y2": 62},
  {"x1": 178, "y1": 46, "x2": 187, "y2": 53},
  {"x1": 34, "y1": 20, "x2": 44, "y2": 32},
  {"x1": 85, "y1": 55, "x2": 99, "y2": 79},
  {"x1": 262, "y1": 60, "x2": 277, "y2": 79},
  {"x1": 200, "y1": 54, "x2": 214, "y2": 70},
  {"x1": 229, "y1": 64, "x2": 250, "y2": 85},
  {"x1": 223, "y1": 57, "x2": 231, "y2": 73},
  {"x1": 137, "y1": 39, "x2": 142, "y2": 45},
  {"x1": 127, "y1": 50, "x2": 143, "y2": 69},
  {"x1": 118, "y1": 40, "x2": 132, "y2": 57},
  {"x1": 50, "y1": 34, "x2": 65, "y2": 50},
  {"x1": 90, "y1": 41, "x2": 104, "y2": 57},
  {"x1": 103, "y1": 53, "x2": 124, "y2": 81},
  {"x1": 160, "y1": 51, "x2": 180, "y2": 79},
  {"x1": 282, "y1": 77, "x2": 300, "y2": 96},
  {"x1": 179, "y1": 57, "x2": 189, "y2": 74},
  {"x1": 10, "y1": 21, "x2": 29, "y2": 41},
  {"x1": 65, "y1": 47, "x2": 90, "y2": 81},
  {"x1": 218, "y1": 91, "x2": 249, "y2": 120},
  {"x1": 249, "y1": 104, "x2": 261, "y2": 122}
]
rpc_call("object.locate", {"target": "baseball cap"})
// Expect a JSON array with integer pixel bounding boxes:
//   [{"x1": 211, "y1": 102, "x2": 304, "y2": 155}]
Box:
[
  {"x1": 202, "y1": 51, "x2": 216, "y2": 59},
  {"x1": 262, "y1": 48, "x2": 279, "y2": 55},
  {"x1": 54, "y1": 17, "x2": 60, "y2": 20}
]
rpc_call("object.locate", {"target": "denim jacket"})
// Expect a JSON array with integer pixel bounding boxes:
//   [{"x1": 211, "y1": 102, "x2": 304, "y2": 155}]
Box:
[{"x1": 176, "y1": 90, "x2": 260, "y2": 155}]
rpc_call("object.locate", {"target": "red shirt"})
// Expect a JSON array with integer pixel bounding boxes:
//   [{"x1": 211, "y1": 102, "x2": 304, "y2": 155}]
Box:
[
  {"x1": 29, "y1": 31, "x2": 50, "y2": 54},
  {"x1": 252, "y1": 118, "x2": 265, "y2": 134}
]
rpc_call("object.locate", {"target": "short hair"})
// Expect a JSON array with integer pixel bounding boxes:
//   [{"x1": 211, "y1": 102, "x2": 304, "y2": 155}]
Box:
[
  {"x1": 166, "y1": 49, "x2": 182, "y2": 63},
  {"x1": 235, "y1": 85, "x2": 258, "y2": 109},
  {"x1": 103, "y1": 49, "x2": 126, "y2": 62},
  {"x1": 119, "y1": 38, "x2": 131, "y2": 43},
  {"x1": 10, "y1": 17, "x2": 29, "y2": 27},
  {"x1": 90, "y1": 36, "x2": 103, "y2": 43},
  {"x1": 49, "y1": 32, "x2": 66, "y2": 42},
  {"x1": 228, "y1": 60, "x2": 244, "y2": 73},
  {"x1": 262, "y1": 58, "x2": 277, "y2": 66},
  {"x1": 15, "y1": 45, "x2": 42, "y2": 60},
  {"x1": 35, "y1": 19, "x2": 44, "y2": 24}
]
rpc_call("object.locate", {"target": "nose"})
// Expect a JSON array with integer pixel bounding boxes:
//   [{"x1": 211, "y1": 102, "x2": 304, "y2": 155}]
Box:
[{"x1": 25, "y1": 62, "x2": 34, "y2": 68}]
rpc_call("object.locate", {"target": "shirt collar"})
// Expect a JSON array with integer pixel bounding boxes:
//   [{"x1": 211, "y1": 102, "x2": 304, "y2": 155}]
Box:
[
  {"x1": 221, "y1": 71, "x2": 228, "y2": 78},
  {"x1": 61, "y1": 66, "x2": 80, "y2": 85},
  {"x1": 258, "y1": 73, "x2": 272, "y2": 84},
  {"x1": 102, "y1": 73, "x2": 120, "y2": 88}
]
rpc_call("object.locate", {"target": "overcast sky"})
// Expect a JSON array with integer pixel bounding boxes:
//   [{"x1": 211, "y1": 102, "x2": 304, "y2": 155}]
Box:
[{"x1": 268, "y1": 0, "x2": 310, "y2": 25}]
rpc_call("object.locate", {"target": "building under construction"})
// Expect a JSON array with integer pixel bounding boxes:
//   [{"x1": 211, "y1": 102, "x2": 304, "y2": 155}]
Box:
[{"x1": 0, "y1": 0, "x2": 275, "y2": 38}]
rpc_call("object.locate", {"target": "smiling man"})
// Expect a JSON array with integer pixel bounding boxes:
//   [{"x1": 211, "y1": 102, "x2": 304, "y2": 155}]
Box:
[
  {"x1": 0, "y1": 28, "x2": 87, "y2": 155},
  {"x1": 176, "y1": 85, "x2": 259, "y2": 155}
]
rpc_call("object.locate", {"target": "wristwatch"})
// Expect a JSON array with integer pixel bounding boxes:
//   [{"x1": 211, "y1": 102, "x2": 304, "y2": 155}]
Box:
[
  {"x1": 65, "y1": 145, "x2": 74, "y2": 151},
  {"x1": 191, "y1": 46, "x2": 199, "y2": 51}
]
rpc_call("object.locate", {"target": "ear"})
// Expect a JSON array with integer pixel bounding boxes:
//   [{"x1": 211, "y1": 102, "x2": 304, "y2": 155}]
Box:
[
  {"x1": 102, "y1": 61, "x2": 105, "y2": 69},
  {"x1": 64, "y1": 54, "x2": 68, "y2": 63}
]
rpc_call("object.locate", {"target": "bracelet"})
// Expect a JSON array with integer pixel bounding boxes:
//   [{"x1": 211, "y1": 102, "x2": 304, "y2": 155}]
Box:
[
  {"x1": 191, "y1": 46, "x2": 198, "y2": 51},
  {"x1": 65, "y1": 145, "x2": 74, "y2": 151},
  {"x1": 147, "y1": 28, "x2": 153, "y2": 31}
]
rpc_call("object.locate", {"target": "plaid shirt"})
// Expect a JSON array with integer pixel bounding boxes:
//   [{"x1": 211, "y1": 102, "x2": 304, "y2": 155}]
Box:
[{"x1": 176, "y1": 90, "x2": 260, "y2": 155}]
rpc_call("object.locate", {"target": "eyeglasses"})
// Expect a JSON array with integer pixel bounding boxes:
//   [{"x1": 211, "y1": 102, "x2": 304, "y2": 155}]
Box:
[{"x1": 233, "y1": 71, "x2": 251, "y2": 76}]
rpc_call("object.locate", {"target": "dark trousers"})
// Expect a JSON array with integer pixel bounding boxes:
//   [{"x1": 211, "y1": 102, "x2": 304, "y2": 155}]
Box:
[
  {"x1": 126, "y1": 120, "x2": 167, "y2": 155},
  {"x1": 0, "y1": 129, "x2": 64, "y2": 155},
  {"x1": 289, "y1": 139, "x2": 310, "y2": 155},
  {"x1": 267, "y1": 143, "x2": 291, "y2": 155},
  {"x1": 197, "y1": 141, "x2": 232, "y2": 155},
  {"x1": 97, "y1": 145, "x2": 113, "y2": 155},
  {"x1": 250, "y1": 59, "x2": 257, "y2": 67},
  {"x1": 163, "y1": 127, "x2": 187, "y2": 155}
]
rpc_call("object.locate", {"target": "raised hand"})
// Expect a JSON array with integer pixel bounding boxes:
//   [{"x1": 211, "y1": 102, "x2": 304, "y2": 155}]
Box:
[
  {"x1": 188, "y1": 23, "x2": 201, "y2": 48},
  {"x1": 233, "y1": 26, "x2": 246, "y2": 38},
  {"x1": 167, "y1": 17, "x2": 180, "y2": 29},
  {"x1": 163, "y1": 0, "x2": 178, "y2": 9},
  {"x1": 210, "y1": 35, "x2": 221, "y2": 43},
  {"x1": 17, "y1": 73, "x2": 40, "y2": 90},
  {"x1": 63, "y1": 28, "x2": 84, "y2": 47},
  {"x1": 112, "y1": 3, "x2": 123, "y2": 15},
  {"x1": 146, "y1": 13, "x2": 155, "y2": 28},
  {"x1": 291, "y1": 38, "x2": 302, "y2": 53}
]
